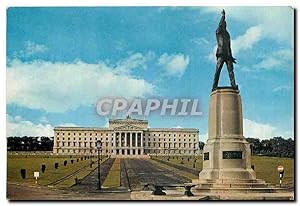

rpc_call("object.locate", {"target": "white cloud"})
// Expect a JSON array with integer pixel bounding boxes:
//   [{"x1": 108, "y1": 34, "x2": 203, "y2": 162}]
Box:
[
  {"x1": 6, "y1": 115, "x2": 81, "y2": 136},
  {"x1": 204, "y1": 7, "x2": 293, "y2": 43},
  {"x1": 24, "y1": 41, "x2": 48, "y2": 56},
  {"x1": 243, "y1": 118, "x2": 275, "y2": 140},
  {"x1": 254, "y1": 49, "x2": 293, "y2": 70},
  {"x1": 231, "y1": 26, "x2": 262, "y2": 55},
  {"x1": 7, "y1": 56, "x2": 155, "y2": 113},
  {"x1": 115, "y1": 52, "x2": 154, "y2": 75},
  {"x1": 6, "y1": 115, "x2": 53, "y2": 137},
  {"x1": 158, "y1": 53, "x2": 190, "y2": 77},
  {"x1": 243, "y1": 118, "x2": 293, "y2": 140},
  {"x1": 199, "y1": 132, "x2": 208, "y2": 142}
]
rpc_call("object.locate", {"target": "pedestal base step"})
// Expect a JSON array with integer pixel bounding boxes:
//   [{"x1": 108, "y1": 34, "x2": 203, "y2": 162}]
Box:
[{"x1": 192, "y1": 178, "x2": 288, "y2": 194}]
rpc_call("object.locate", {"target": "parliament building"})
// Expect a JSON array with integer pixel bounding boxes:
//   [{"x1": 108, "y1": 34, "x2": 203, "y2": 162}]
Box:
[{"x1": 53, "y1": 116, "x2": 200, "y2": 157}]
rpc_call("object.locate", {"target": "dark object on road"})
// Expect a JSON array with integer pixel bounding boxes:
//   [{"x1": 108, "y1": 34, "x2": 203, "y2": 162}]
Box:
[
  {"x1": 55, "y1": 162, "x2": 59, "y2": 169},
  {"x1": 20, "y1": 169, "x2": 26, "y2": 179},
  {"x1": 152, "y1": 186, "x2": 166, "y2": 195},
  {"x1": 142, "y1": 183, "x2": 152, "y2": 191},
  {"x1": 183, "y1": 184, "x2": 196, "y2": 196},
  {"x1": 41, "y1": 164, "x2": 46, "y2": 173}
]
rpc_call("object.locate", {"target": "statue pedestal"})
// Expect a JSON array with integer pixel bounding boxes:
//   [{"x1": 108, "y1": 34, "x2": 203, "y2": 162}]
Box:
[{"x1": 199, "y1": 88, "x2": 256, "y2": 180}]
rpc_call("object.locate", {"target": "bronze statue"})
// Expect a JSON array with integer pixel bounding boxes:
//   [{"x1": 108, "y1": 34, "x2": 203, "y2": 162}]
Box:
[{"x1": 212, "y1": 9, "x2": 238, "y2": 91}]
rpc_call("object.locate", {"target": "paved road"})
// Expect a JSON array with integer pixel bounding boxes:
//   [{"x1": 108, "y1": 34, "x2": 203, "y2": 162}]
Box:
[
  {"x1": 121, "y1": 159, "x2": 190, "y2": 191},
  {"x1": 69, "y1": 158, "x2": 115, "y2": 193}
]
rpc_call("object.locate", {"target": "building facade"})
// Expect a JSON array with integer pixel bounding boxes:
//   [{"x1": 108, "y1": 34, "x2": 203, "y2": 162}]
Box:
[{"x1": 53, "y1": 116, "x2": 200, "y2": 157}]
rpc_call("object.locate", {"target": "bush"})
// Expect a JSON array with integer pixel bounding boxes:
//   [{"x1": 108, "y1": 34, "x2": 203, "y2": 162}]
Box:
[
  {"x1": 41, "y1": 164, "x2": 46, "y2": 173},
  {"x1": 64, "y1": 160, "x2": 67, "y2": 166},
  {"x1": 55, "y1": 162, "x2": 59, "y2": 169},
  {"x1": 20, "y1": 169, "x2": 26, "y2": 179}
]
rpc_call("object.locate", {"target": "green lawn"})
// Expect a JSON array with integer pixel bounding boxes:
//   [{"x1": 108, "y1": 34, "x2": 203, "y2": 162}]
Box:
[
  {"x1": 102, "y1": 158, "x2": 120, "y2": 188},
  {"x1": 251, "y1": 156, "x2": 294, "y2": 185},
  {"x1": 7, "y1": 155, "x2": 102, "y2": 186},
  {"x1": 154, "y1": 155, "x2": 294, "y2": 185}
]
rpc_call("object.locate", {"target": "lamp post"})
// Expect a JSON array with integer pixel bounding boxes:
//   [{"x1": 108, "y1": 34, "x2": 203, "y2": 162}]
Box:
[{"x1": 96, "y1": 140, "x2": 102, "y2": 190}]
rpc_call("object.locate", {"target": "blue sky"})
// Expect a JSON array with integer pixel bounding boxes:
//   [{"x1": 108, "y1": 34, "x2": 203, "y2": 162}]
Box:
[{"x1": 6, "y1": 7, "x2": 294, "y2": 140}]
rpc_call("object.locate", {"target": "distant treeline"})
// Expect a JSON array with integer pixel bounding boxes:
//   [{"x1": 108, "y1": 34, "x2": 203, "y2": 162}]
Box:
[
  {"x1": 7, "y1": 136, "x2": 53, "y2": 151},
  {"x1": 246, "y1": 137, "x2": 294, "y2": 158},
  {"x1": 199, "y1": 136, "x2": 294, "y2": 158}
]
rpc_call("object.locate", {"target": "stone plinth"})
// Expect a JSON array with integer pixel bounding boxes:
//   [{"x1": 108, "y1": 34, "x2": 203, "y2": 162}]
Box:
[{"x1": 199, "y1": 88, "x2": 256, "y2": 180}]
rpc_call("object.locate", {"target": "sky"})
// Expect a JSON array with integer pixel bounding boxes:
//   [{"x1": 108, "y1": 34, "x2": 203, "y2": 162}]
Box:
[{"x1": 6, "y1": 7, "x2": 294, "y2": 141}]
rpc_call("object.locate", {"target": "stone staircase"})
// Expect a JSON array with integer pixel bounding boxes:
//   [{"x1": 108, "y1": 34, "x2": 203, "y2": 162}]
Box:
[{"x1": 191, "y1": 179, "x2": 294, "y2": 200}]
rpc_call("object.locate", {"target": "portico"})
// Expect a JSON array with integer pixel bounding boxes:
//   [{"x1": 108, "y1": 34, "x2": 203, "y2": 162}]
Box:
[{"x1": 113, "y1": 131, "x2": 144, "y2": 157}]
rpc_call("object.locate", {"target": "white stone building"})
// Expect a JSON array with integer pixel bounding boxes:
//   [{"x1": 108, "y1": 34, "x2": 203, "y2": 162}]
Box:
[{"x1": 53, "y1": 116, "x2": 200, "y2": 157}]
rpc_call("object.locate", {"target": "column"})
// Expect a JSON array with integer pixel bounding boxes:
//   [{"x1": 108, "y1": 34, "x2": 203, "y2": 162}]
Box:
[
  {"x1": 135, "y1": 132, "x2": 138, "y2": 155},
  {"x1": 141, "y1": 132, "x2": 144, "y2": 155},
  {"x1": 135, "y1": 133, "x2": 138, "y2": 147},
  {"x1": 113, "y1": 132, "x2": 117, "y2": 155},
  {"x1": 125, "y1": 133, "x2": 128, "y2": 155},
  {"x1": 130, "y1": 132, "x2": 133, "y2": 155}
]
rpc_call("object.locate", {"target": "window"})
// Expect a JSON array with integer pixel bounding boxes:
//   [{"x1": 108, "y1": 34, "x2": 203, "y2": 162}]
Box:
[
  {"x1": 68, "y1": 133, "x2": 70, "y2": 135},
  {"x1": 63, "y1": 133, "x2": 65, "y2": 135}
]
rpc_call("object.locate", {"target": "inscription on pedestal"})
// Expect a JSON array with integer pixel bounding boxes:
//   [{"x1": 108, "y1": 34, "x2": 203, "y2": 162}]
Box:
[{"x1": 223, "y1": 151, "x2": 242, "y2": 159}]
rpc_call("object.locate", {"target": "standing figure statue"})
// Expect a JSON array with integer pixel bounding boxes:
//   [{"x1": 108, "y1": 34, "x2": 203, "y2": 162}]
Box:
[{"x1": 212, "y1": 9, "x2": 238, "y2": 91}]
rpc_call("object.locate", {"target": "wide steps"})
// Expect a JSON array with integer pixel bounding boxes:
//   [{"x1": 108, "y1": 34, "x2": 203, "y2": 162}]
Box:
[
  {"x1": 194, "y1": 187, "x2": 287, "y2": 193},
  {"x1": 195, "y1": 182, "x2": 271, "y2": 189}
]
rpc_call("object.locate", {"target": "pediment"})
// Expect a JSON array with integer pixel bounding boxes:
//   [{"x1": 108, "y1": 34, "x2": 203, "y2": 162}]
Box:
[{"x1": 114, "y1": 124, "x2": 143, "y2": 130}]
